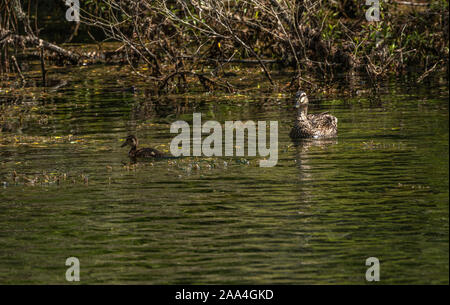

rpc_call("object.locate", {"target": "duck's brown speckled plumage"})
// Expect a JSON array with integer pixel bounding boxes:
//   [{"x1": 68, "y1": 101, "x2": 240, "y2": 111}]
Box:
[
  {"x1": 289, "y1": 91, "x2": 338, "y2": 139},
  {"x1": 121, "y1": 135, "x2": 168, "y2": 159}
]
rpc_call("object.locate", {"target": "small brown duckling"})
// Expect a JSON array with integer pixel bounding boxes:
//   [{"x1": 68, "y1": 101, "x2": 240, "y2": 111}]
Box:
[{"x1": 121, "y1": 135, "x2": 169, "y2": 158}]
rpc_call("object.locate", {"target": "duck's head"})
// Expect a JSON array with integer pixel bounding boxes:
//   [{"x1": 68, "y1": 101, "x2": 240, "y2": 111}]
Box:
[
  {"x1": 121, "y1": 135, "x2": 138, "y2": 147},
  {"x1": 293, "y1": 90, "x2": 309, "y2": 108}
]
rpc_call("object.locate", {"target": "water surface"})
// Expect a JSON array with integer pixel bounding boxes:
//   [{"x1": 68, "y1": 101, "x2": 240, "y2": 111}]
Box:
[{"x1": 0, "y1": 69, "x2": 448, "y2": 284}]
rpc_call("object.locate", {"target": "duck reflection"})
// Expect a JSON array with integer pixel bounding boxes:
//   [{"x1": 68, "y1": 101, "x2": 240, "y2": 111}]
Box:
[{"x1": 292, "y1": 138, "x2": 338, "y2": 180}]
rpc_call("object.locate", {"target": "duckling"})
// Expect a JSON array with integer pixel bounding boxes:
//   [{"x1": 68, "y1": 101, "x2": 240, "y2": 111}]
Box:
[
  {"x1": 121, "y1": 135, "x2": 169, "y2": 159},
  {"x1": 289, "y1": 91, "x2": 338, "y2": 139}
]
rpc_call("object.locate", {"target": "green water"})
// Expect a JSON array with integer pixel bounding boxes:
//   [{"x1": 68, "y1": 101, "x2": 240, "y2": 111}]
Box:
[{"x1": 0, "y1": 68, "x2": 448, "y2": 284}]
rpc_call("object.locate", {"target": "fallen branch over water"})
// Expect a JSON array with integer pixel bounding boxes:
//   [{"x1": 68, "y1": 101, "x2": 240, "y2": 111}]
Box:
[{"x1": 0, "y1": 30, "x2": 81, "y2": 64}]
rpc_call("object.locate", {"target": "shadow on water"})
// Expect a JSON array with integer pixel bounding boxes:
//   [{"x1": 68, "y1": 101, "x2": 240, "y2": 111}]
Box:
[{"x1": 0, "y1": 68, "x2": 448, "y2": 284}]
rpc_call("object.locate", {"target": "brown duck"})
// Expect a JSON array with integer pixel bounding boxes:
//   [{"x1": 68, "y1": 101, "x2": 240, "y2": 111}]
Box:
[
  {"x1": 121, "y1": 135, "x2": 169, "y2": 158},
  {"x1": 289, "y1": 91, "x2": 338, "y2": 139}
]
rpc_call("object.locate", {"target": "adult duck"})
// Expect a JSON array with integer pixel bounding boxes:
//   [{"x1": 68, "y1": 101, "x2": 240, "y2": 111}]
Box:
[{"x1": 289, "y1": 91, "x2": 338, "y2": 139}]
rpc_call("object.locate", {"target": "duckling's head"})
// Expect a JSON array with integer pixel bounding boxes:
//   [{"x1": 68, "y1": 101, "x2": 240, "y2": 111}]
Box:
[
  {"x1": 294, "y1": 90, "x2": 309, "y2": 108},
  {"x1": 121, "y1": 135, "x2": 138, "y2": 147}
]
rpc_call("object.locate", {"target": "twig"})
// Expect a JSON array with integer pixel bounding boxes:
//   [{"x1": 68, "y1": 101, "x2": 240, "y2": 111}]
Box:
[
  {"x1": 393, "y1": 1, "x2": 430, "y2": 6},
  {"x1": 416, "y1": 60, "x2": 443, "y2": 83},
  {"x1": 11, "y1": 55, "x2": 25, "y2": 82},
  {"x1": 40, "y1": 43, "x2": 46, "y2": 87}
]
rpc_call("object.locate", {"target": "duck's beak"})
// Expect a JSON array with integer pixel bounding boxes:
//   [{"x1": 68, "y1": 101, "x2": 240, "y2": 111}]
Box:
[{"x1": 121, "y1": 141, "x2": 128, "y2": 147}]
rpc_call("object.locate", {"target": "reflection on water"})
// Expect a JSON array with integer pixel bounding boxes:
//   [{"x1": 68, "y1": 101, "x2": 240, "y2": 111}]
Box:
[{"x1": 0, "y1": 70, "x2": 448, "y2": 284}]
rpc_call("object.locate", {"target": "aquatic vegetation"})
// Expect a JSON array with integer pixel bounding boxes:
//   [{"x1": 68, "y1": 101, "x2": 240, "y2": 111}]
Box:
[
  {"x1": 3, "y1": 170, "x2": 92, "y2": 187},
  {"x1": 0, "y1": 134, "x2": 80, "y2": 147},
  {"x1": 0, "y1": 103, "x2": 49, "y2": 133}
]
